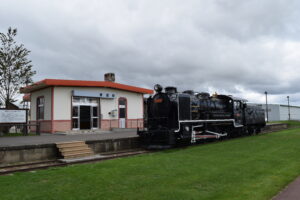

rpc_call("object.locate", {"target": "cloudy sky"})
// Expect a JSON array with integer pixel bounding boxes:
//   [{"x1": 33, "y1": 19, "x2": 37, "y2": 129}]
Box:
[{"x1": 1, "y1": 0, "x2": 300, "y2": 105}]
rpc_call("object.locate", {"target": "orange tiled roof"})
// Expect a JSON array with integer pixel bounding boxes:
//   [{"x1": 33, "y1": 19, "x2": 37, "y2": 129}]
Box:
[{"x1": 20, "y1": 79, "x2": 153, "y2": 94}]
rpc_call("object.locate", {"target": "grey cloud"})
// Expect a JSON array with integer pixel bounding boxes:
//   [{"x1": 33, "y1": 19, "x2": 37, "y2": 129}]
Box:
[{"x1": 0, "y1": 0, "x2": 300, "y2": 104}]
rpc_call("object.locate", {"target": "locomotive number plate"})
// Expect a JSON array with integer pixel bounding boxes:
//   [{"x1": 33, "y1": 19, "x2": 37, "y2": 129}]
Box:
[{"x1": 154, "y1": 98, "x2": 163, "y2": 103}]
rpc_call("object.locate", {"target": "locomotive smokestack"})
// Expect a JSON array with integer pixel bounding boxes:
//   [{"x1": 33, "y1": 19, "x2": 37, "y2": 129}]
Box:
[
  {"x1": 104, "y1": 73, "x2": 115, "y2": 82},
  {"x1": 154, "y1": 84, "x2": 163, "y2": 93},
  {"x1": 165, "y1": 86, "x2": 177, "y2": 94},
  {"x1": 196, "y1": 92, "x2": 210, "y2": 99}
]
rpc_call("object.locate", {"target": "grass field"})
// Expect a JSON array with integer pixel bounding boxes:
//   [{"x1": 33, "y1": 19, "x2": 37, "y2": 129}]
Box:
[
  {"x1": 1, "y1": 127, "x2": 300, "y2": 200},
  {"x1": 270, "y1": 120, "x2": 300, "y2": 128}
]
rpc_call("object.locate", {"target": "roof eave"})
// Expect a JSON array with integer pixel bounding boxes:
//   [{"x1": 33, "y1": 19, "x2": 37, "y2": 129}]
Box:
[{"x1": 20, "y1": 79, "x2": 153, "y2": 94}]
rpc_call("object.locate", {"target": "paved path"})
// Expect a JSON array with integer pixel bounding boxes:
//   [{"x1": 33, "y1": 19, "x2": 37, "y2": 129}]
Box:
[
  {"x1": 273, "y1": 176, "x2": 300, "y2": 200},
  {"x1": 0, "y1": 131, "x2": 138, "y2": 147}
]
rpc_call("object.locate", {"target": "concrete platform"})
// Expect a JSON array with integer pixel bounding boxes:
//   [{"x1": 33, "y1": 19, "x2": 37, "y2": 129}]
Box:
[
  {"x1": 0, "y1": 131, "x2": 140, "y2": 166},
  {"x1": 0, "y1": 131, "x2": 137, "y2": 148}
]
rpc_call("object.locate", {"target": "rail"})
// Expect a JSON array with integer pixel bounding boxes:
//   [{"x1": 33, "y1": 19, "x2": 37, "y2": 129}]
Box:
[{"x1": 0, "y1": 149, "x2": 149, "y2": 175}]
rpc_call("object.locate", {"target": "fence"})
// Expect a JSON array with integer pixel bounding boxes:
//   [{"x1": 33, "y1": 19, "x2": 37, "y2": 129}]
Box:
[
  {"x1": 0, "y1": 123, "x2": 41, "y2": 136},
  {"x1": 103, "y1": 119, "x2": 144, "y2": 130}
]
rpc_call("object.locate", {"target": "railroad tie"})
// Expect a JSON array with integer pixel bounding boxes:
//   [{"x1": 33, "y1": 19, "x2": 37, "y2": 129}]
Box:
[{"x1": 56, "y1": 141, "x2": 94, "y2": 159}]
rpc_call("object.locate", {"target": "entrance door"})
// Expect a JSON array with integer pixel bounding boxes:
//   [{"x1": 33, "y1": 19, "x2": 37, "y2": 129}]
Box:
[
  {"x1": 119, "y1": 98, "x2": 127, "y2": 128},
  {"x1": 80, "y1": 106, "x2": 91, "y2": 129}
]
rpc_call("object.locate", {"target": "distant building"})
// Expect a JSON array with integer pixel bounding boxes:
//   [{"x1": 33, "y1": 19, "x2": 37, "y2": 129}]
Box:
[
  {"x1": 20, "y1": 73, "x2": 153, "y2": 133},
  {"x1": 249, "y1": 103, "x2": 300, "y2": 121}
]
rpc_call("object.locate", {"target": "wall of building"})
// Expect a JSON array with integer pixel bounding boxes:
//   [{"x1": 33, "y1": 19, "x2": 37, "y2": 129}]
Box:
[
  {"x1": 53, "y1": 87, "x2": 143, "y2": 120},
  {"x1": 52, "y1": 87, "x2": 71, "y2": 120},
  {"x1": 29, "y1": 87, "x2": 52, "y2": 133},
  {"x1": 51, "y1": 86, "x2": 144, "y2": 132},
  {"x1": 262, "y1": 104, "x2": 280, "y2": 121},
  {"x1": 30, "y1": 87, "x2": 52, "y2": 121},
  {"x1": 279, "y1": 105, "x2": 300, "y2": 121},
  {"x1": 250, "y1": 103, "x2": 300, "y2": 121}
]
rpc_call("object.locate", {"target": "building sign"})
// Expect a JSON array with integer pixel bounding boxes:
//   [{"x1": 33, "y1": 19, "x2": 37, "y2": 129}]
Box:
[
  {"x1": 0, "y1": 110, "x2": 27, "y2": 123},
  {"x1": 72, "y1": 90, "x2": 115, "y2": 99}
]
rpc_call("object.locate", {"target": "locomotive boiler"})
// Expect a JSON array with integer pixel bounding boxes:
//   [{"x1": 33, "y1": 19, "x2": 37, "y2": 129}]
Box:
[{"x1": 138, "y1": 84, "x2": 266, "y2": 148}]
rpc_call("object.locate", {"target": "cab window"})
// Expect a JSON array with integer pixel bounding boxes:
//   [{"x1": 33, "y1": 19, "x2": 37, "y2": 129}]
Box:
[{"x1": 234, "y1": 101, "x2": 241, "y2": 110}]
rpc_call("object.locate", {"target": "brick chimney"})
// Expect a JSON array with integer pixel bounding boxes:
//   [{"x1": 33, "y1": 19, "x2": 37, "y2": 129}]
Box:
[{"x1": 104, "y1": 73, "x2": 115, "y2": 82}]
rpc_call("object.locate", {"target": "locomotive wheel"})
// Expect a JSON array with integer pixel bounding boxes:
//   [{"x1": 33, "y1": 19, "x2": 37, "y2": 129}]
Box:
[
  {"x1": 168, "y1": 133, "x2": 176, "y2": 146},
  {"x1": 176, "y1": 138, "x2": 191, "y2": 147},
  {"x1": 233, "y1": 128, "x2": 242, "y2": 137},
  {"x1": 255, "y1": 128, "x2": 261, "y2": 134},
  {"x1": 247, "y1": 127, "x2": 254, "y2": 135}
]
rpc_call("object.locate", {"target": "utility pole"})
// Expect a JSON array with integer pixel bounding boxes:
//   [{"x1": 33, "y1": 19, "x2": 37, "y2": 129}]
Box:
[
  {"x1": 265, "y1": 91, "x2": 268, "y2": 122},
  {"x1": 287, "y1": 96, "x2": 290, "y2": 120}
]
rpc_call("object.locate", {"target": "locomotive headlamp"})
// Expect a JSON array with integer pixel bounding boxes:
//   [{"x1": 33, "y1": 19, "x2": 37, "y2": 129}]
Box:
[
  {"x1": 154, "y1": 84, "x2": 163, "y2": 93},
  {"x1": 185, "y1": 126, "x2": 190, "y2": 132}
]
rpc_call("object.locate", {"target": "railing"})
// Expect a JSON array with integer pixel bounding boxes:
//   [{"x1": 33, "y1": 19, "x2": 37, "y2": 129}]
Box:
[
  {"x1": 127, "y1": 119, "x2": 144, "y2": 129},
  {"x1": 0, "y1": 123, "x2": 41, "y2": 136},
  {"x1": 104, "y1": 119, "x2": 144, "y2": 130}
]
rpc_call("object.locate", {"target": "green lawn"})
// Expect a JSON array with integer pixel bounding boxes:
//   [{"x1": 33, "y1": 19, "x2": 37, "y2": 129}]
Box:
[
  {"x1": 270, "y1": 120, "x2": 300, "y2": 128},
  {"x1": 1, "y1": 128, "x2": 300, "y2": 200}
]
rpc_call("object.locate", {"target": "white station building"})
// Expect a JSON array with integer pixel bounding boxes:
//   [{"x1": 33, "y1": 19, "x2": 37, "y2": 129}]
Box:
[
  {"x1": 250, "y1": 103, "x2": 300, "y2": 121},
  {"x1": 21, "y1": 73, "x2": 153, "y2": 133}
]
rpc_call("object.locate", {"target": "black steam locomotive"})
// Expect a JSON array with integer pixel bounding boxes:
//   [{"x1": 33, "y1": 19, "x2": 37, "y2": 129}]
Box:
[{"x1": 138, "y1": 84, "x2": 266, "y2": 148}]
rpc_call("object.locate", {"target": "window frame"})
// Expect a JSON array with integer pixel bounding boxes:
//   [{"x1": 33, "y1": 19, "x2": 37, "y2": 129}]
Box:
[
  {"x1": 72, "y1": 105, "x2": 80, "y2": 130},
  {"x1": 91, "y1": 105, "x2": 99, "y2": 129},
  {"x1": 36, "y1": 96, "x2": 45, "y2": 120},
  {"x1": 71, "y1": 96, "x2": 100, "y2": 130}
]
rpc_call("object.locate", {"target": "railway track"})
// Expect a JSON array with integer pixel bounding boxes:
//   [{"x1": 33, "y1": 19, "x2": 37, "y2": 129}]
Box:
[{"x1": 0, "y1": 149, "x2": 150, "y2": 176}]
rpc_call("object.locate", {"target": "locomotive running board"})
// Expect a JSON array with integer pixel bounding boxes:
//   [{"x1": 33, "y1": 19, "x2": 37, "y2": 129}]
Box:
[
  {"x1": 206, "y1": 130, "x2": 227, "y2": 138},
  {"x1": 191, "y1": 130, "x2": 227, "y2": 143},
  {"x1": 175, "y1": 119, "x2": 243, "y2": 133}
]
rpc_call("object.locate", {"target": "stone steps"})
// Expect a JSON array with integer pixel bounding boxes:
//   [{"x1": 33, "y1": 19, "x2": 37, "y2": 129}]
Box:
[
  {"x1": 60, "y1": 146, "x2": 92, "y2": 153},
  {"x1": 56, "y1": 141, "x2": 95, "y2": 159}
]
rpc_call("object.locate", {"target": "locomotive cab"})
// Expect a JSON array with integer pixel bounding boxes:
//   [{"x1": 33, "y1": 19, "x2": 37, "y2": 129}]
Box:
[{"x1": 233, "y1": 100, "x2": 244, "y2": 125}]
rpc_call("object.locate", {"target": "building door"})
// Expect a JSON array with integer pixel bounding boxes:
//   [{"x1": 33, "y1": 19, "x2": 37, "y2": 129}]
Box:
[
  {"x1": 72, "y1": 97, "x2": 99, "y2": 130},
  {"x1": 119, "y1": 98, "x2": 127, "y2": 128},
  {"x1": 80, "y1": 106, "x2": 91, "y2": 129}
]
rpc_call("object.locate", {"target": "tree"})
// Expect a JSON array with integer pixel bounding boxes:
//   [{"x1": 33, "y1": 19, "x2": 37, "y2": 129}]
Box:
[{"x1": 0, "y1": 27, "x2": 36, "y2": 108}]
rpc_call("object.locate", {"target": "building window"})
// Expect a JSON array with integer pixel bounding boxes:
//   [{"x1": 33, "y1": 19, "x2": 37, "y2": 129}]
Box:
[
  {"x1": 37, "y1": 97, "x2": 44, "y2": 120},
  {"x1": 73, "y1": 106, "x2": 79, "y2": 117},
  {"x1": 72, "y1": 118, "x2": 79, "y2": 129},
  {"x1": 92, "y1": 106, "x2": 99, "y2": 128},
  {"x1": 119, "y1": 98, "x2": 127, "y2": 118},
  {"x1": 72, "y1": 105, "x2": 79, "y2": 130},
  {"x1": 118, "y1": 97, "x2": 127, "y2": 128}
]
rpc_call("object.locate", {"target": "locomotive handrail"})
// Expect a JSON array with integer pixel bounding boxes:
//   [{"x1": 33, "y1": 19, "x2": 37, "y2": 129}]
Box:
[{"x1": 174, "y1": 119, "x2": 243, "y2": 133}]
